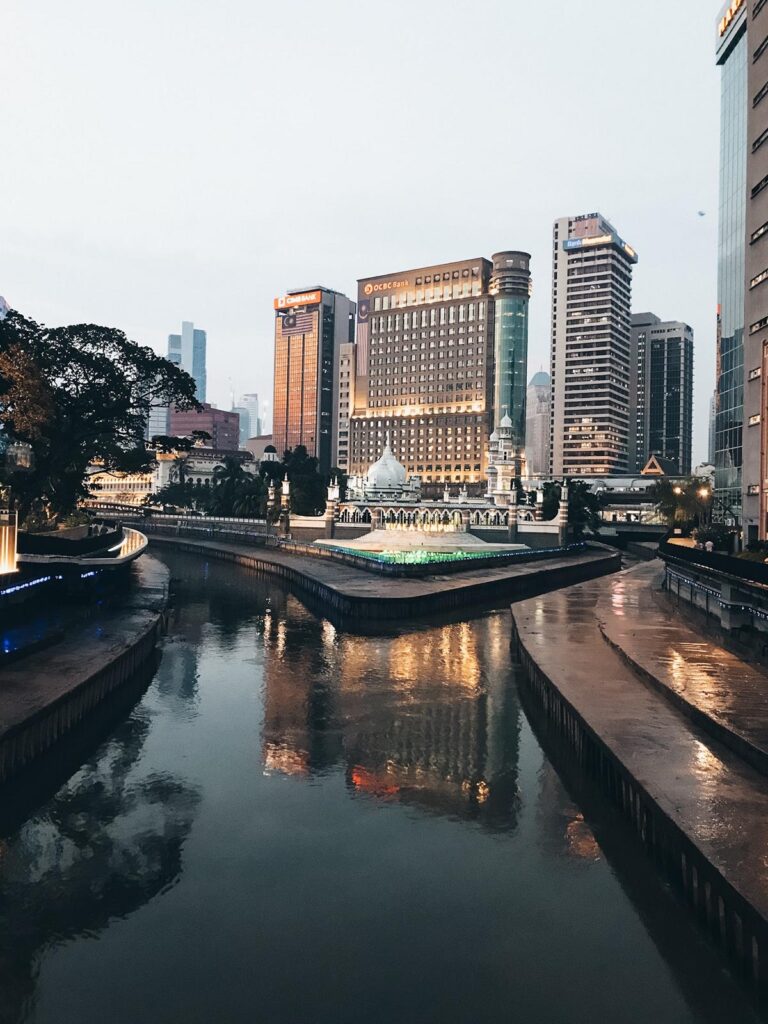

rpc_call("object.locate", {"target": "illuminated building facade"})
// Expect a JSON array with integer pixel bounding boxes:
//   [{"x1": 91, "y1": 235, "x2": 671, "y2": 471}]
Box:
[
  {"x1": 549, "y1": 213, "x2": 638, "y2": 477},
  {"x1": 273, "y1": 287, "x2": 355, "y2": 472},
  {"x1": 349, "y1": 252, "x2": 531, "y2": 491},
  {"x1": 715, "y1": 0, "x2": 748, "y2": 526}
]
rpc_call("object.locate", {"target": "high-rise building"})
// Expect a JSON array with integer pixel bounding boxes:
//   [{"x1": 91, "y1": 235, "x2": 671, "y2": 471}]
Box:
[
  {"x1": 147, "y1": 402, "x2": 169, "y2": 440},
  {"x1": 240, "y1": 394, "x2": 262, "y2": 439},
  {"x1": 169, "y1": 403, "x2": 239, "y2": 452},
  {"x1": 335, "y1": 342, "x2": 356, "y2": 473},
  {"x1": 168, "y1": 321, "x2": 207, "y2": 402},
  {"x1": 629, "y1": 314, "x2": 694, "y2": 475},
  {"x1": 0, "y1": 297, "x2": 9, "y2": 320},
  {"x1": 741, "y1": 0, "x2": 768, "y2": 541},
  {"x1": 273, "y1": 287, "x2": 355, "y2": 472},
  {"x1": 549, "y1": 214, "x2": 638, "y2": 477},
  {"x1": 628, "y1": 312, "x2": 658, "y2": 473},
  {"x1": 709, "y1": 390, "x2": 717, "y2": 466},
  {"x1": 525, "y1": 371, "x2": 551, "y2": 478},
  {"x1": 348, "y1": 252, "x2": 531, "y2": 490},
  {"x1": 715, "y1": 2, "x2": 748, "y2": 526},
  {"x1": 231, "y1": 406, "x2": 251, "y2": 446}
]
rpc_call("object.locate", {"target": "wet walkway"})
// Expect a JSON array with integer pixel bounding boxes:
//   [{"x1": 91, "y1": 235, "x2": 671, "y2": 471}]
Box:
[
  {"x1": 597, "y1": 564, "x2": 768, "y2": 776},
  {"x1": 512, "y1": 570, "x2": 768, "y2": 933}
]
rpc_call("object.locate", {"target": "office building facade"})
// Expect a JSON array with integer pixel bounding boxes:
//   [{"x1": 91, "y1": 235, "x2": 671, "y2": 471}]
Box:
[
  {"x1": 335, "y1": 342, "x2": 356, "y2": 473},
  {"x1": 348, "y1": 252, "x2": 531, "y2": 489},
  {"x1": 549, "y1": 214, "x2": 638, "y2": 477},
  {"x1": 273, "y1": 287, "x2": 355, "y2": 472},
  {"x1": 525, "y1": 371, "x2": 551, "y2": 478},
  {"x1": 168, "y1": 321, "x2": 207, "y2": 402},
  {"x1": 740, "y1": 0, "x2": 768, "y2": 540},
  {"x1": 629, "y1": 313, "x2": 694, "y2": 475},
  {"x1": 240, "y1": 394, "x2": 262, "y2": 439},
  {"x1": 715, "y1": 2, "x2": 748, "y2": 524},
  {"x1": 169, "y1": 403, "x2": 240, "y2": 452}
]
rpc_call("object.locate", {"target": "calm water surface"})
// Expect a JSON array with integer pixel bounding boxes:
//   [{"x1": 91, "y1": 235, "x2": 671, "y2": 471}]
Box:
[{"x1": 0, "y1": 550, "x2": 760, "y2": 1024}]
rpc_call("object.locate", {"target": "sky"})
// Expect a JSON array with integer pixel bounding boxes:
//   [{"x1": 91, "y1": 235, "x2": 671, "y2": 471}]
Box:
[{"x1": 1, "y1": 0, "x2": 721, "y2": 463}]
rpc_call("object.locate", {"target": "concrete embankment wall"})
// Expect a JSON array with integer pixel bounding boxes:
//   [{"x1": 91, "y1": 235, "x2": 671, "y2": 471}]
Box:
[
  {"x1": 512, "y1": 615, "x2": 768, "y2": 1003},
  {"x1": 148, "y1": 536, "x2": 620, "y2": 621},
  {"x1": 0, "y1": 559, "x2": 168, "y2": 785}
]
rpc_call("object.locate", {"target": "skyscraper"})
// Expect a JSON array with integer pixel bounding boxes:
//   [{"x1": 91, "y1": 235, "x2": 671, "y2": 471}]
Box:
[
  {"x1": 240, "y1": 394, "x2": 262, "y2": 439},
  {"x1": 549, "y1": 213, "x2": 637, "y2": 477},
  {"x1": 715, "y1": 1, "x2": 747, "y2": 525},
  {"x1": 231, "y1": 406, "x2": 251, "y2": 446},
  {"x1": 273, "y1": 287, "x2": 355, "y2": 472},
  {"x1": 709, "y1": 390, "x2": 717, "y2": 466},
  {"x1": 335, "y1": 342, "x2": 356, "y2": 473},
  {"x1": 169, "y1": 403, "x2": 239, "y2": 452},
  {"x1": 740, "y1": 0, "x2": 768, "y2": 541},
  {"x1": 630, "y1": 314, "x2": 694, "y2": 475},
  {"x1": 168, "y1": 321, "x2": 207, "y2": 402},
  {"x1": 348, "y1": 252, "x2": 531, "y2": 490},
  {"x1": 525, "y1": 372, "x2": 551, "y2": 478}
]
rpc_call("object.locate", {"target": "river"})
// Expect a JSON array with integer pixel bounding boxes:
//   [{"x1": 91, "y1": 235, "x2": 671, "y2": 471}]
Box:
[{"x1": 0, "y1": 549, "x2": 760, "y2": 1024}]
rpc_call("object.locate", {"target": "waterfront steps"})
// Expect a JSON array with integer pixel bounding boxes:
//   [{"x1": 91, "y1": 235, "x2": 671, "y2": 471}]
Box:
[{"x1": 513, "y1": 567, "x2": 768, "y2": 1000}]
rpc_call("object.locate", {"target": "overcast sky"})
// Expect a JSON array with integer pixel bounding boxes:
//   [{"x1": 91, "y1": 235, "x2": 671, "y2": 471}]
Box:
[{"x1": 2, "y1": 0, "x2": 721, "y2": 462}]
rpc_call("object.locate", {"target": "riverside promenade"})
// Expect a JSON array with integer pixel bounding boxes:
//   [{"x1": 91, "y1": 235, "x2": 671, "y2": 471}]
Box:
[
  {"x1": 147, "y1": 534, "x2": 620, "y2": 622},
  {"x1": 513, "y1": 562, "x2": 768, "y2": 1001},
  {"x1": 0, "y1": 555, "x2": 168, "y2": 784}
]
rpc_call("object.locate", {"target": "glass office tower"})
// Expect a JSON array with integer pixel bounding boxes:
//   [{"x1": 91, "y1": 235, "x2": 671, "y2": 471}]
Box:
[{"x1": 715, "y1": 4, "x2": 748, "y2": 521}]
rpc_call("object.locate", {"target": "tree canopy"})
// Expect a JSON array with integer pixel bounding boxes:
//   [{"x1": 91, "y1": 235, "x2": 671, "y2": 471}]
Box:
[{"x1": 0, "y1": 311, "x2": 199, "y2": 520}]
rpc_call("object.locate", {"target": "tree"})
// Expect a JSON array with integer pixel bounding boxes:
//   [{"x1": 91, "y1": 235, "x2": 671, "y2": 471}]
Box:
[
  {"x1": 0, "y1": 312, "x2": 200, "y2": 520},
  {"x1": 650, "y1": 478, "x2": 713, "y2": 528},
  {"x1": 566, "y1": 481, "x2": 602, "y2": 539}
]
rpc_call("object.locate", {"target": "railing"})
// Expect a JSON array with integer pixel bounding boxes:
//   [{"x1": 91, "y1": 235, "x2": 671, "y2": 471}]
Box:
[
  {"x1": 659, "y1": 539, "x2": 768, "y2": 589},
  {"x1": 122, "y1": 517, "x2": 272, "y2": 549}
]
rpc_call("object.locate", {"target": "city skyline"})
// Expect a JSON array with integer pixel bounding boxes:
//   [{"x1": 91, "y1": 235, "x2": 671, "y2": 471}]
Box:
[{"x1": 1, "y1": 0, "x2": 719, "y2": 465}]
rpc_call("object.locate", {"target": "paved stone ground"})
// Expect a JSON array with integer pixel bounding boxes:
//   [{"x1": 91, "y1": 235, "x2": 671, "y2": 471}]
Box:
[
  {"x1": 513, "y1": 569, "x2": 768, "y2": 925},
  {"x1": 151, "y1": 535, "x2": 614, "y2": 605},
  {"x1": 598, "y1": 564, "x2": 768, "y2": 775}
]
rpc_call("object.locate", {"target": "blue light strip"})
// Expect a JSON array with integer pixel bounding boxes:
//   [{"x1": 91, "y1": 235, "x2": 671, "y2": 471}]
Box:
[
  {"x1": 666, "y1": 567, "x2": 768, "y2": 621},
  {"x1": 0, "y1": 574, "x2": 63, "y2": 597}
]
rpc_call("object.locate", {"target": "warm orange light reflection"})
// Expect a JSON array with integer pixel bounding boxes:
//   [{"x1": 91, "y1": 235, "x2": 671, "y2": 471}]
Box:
[{"x1": 0, "y1": 513, "x2": 18, "y2": 575}]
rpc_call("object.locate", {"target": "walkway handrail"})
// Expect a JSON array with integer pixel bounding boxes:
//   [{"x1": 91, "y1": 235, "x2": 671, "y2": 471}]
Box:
[{"x1": 659, "y1": 539, "x2": 768, "y2": 590}]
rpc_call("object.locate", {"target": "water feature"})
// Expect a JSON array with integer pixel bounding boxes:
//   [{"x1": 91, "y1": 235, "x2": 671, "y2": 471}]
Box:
[{"x1": 0, "y1": 549, "x2": 761, "y2": 1024}]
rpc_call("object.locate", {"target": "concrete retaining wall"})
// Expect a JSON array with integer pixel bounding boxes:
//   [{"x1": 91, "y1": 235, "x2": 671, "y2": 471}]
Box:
[
  {"x1": 512, "y1": 620, "x2": 768, "y2": 1003},
  {"x1": 149, "y1": 535, "x2": 621, "y2": 622}
]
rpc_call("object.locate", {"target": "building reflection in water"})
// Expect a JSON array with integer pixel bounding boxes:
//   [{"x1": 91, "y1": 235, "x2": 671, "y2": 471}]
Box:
[
  {"x1": 535, "y1": 760, "x2": 602, "y2": 863},
  {"x1": 262, "y1": 595, "x2": 522, "y2": 832}
]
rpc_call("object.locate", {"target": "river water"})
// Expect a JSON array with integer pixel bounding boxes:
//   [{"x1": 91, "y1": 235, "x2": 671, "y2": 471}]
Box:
[{"x1": 0, "y1": 550, "x2": 761, "y2": 1024}]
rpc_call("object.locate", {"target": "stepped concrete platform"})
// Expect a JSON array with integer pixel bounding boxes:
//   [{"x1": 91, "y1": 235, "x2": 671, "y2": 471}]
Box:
[
  {"x1": 512, "y1": 566, "x2": 768, "y2": 1001},
  {"x1": 147, "y1": 534, "x2": 620, "y2": 621},
  {"x1": 598, "y1": 563, "x2": 768, "y2": 777}
]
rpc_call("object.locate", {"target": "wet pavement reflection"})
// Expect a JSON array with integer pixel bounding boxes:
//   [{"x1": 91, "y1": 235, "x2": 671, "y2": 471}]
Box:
[{"x1": 0, "y1": 550, "x2": 761, "y2": 1024}]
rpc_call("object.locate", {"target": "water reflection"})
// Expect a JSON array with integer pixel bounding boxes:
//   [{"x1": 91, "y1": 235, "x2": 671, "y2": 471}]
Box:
[
  {"x1": 0, "y1": 551, "x2": 761, "y2": 1024},
  {"x1": 262, "y1": 594, "x2": 522, "y2": 831}
]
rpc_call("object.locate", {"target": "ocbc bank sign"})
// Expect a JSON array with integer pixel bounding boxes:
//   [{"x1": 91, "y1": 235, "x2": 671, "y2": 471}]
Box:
[{"x1": 719, "y1": 0, "x2": 745, "y2": 37}]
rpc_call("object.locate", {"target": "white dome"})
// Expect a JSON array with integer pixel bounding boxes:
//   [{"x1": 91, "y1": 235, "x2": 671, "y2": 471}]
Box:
[
  {"x1": 489, "y1": 430, "x2": 499, "y2": 443},
  {"x1": 500, "y1": 413, "x2": 513, "y2": 428},
  {"x1": 367, "y1": 443, "x2": 407, "y2": 489}
]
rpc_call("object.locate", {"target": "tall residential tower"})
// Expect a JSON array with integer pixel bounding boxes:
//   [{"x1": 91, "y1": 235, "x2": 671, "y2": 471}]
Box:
[{"x1": 549, "y1": 214, "x2": 637, "y2": 477}]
